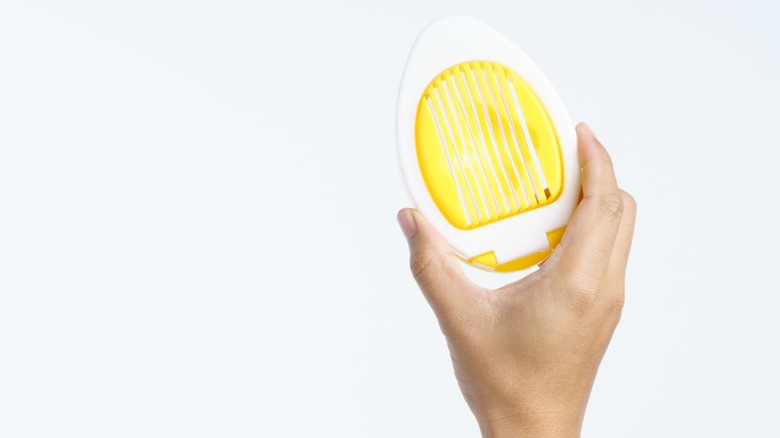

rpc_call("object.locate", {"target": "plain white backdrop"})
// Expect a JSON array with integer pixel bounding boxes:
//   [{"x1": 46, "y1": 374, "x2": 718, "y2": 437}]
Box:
[{"x1": 1, "y1": 1, "x2": 778, "y2": 437}]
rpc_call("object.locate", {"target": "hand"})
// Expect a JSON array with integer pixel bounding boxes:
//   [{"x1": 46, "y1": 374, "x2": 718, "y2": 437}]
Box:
[{"x1": 397, "y1": 123, "x2": 637, "y2": 438}]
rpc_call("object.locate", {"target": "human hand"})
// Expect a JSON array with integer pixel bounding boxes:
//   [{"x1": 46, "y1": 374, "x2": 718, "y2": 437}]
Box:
[{"x1": 397, "y1": 123, "x2": 636, "y2": 438}]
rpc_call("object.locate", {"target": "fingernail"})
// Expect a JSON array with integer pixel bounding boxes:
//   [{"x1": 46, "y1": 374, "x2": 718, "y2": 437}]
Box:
[
  {"x1": 581, "y1": 123, "x2": 597, "y2": 140},
  {"x1": 397, "y1": 209, "x2": 418, "y2": 239}
]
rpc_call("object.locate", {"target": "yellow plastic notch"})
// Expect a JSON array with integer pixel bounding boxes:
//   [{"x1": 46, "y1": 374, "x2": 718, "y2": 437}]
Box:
[
  {"x1": 415, "y1": 61, "x2": 563, "y2": 230},
  {"x1": 467, "y1": 226, "x2": 567, "y2": 272}
]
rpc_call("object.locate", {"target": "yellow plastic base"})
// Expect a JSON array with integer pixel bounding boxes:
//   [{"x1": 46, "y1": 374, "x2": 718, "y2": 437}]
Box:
[
  {"x1": 415, "y1": 61, "x2": 563, "y2": 230},
  {"x1": 466, "y1": 226, "x2": 566, "y2": 272}
]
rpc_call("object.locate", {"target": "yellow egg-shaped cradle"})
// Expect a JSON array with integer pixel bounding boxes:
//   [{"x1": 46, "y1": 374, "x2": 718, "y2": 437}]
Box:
[{"x1": 415, "y1": 61, "x2": 564, "y2": 231}]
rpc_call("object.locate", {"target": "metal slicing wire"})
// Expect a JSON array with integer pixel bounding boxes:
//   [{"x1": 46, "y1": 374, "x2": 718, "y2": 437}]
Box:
[
  {"x1": 458, "y1": 68, "x2": 511, "y2": 216},
  {"x1": 507, "y1": 79, "x2": 550, "y2": 196},
  {"x1": 426, "y1": 97, "x2": 471, "y2": 226},
  {"x1": 446, "y1": 73, "x2": 502, "y2": 219},
  {"x1": 441, "y1": 78, "x2": 491, "y2": 222},
  {"x1": 479, "y1": 66, "x2": 532, "y2": 208},
  {"x1": 433, "y1": 86, "x2": 481, "y2": 223},
  {"x1": 468, "y1": 67, "x2": 523, "y2": 212},
  {"x1": 493, "y1": 69, "x2": 542, "y2": 203}
]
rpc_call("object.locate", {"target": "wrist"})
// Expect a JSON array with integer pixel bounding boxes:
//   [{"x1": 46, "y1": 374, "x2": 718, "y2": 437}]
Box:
[
  {"x1": 480, "y1": 420, "x2": 580, "y2": 438},
  {"x1": 476, "y1": 406, "x2": 582, "y2": 438}
]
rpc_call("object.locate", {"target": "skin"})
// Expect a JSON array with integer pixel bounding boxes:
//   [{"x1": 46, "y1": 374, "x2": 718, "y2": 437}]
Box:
[{"x1": 397, "y1": 123, "x2": 637, "y2": 438}]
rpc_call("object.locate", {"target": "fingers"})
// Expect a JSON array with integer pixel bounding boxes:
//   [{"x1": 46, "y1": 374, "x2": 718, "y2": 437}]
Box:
[
  {"x1": 397, "y1": 209, "x2": 477, "y2": 316},
  {"x1": 579, "y1": 123, "x2": 619, "y2": 198},
  {"x1": 553, "y1": 124, "x2": 625, "y2": 285},
  {"x1": 607, "y1": 191, "x2": 637, "y2": 278}
]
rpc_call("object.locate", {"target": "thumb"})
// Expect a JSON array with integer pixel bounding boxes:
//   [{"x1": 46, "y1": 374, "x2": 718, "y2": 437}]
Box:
[{"x1": 397, "y1": 208, "x2": 476, "y2": 315}]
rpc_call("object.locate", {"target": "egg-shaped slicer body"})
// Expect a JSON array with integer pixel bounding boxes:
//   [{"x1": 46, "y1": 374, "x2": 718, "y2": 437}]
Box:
[{"x1": 397, "y1": 17, "x2": 580, "y2": 272}]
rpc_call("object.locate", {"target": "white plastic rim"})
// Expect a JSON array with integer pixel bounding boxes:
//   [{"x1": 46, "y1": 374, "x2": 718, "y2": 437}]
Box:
[{"x1": 396, "y1": 16, "x2": 580, "y2": 268}]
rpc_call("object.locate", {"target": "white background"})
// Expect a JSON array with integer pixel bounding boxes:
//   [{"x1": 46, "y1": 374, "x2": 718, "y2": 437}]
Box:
[{"x1": 1, "y1": 1, "x2": 778, "y2": 437}]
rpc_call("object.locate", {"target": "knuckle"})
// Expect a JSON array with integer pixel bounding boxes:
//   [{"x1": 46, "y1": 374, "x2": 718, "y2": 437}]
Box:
[
  {"x1": 564, "y1": 271, "x2": 599, "y2": 295},
  {"x1": 561, "y1": 273, "x2": 600, "y2": 310},
  {"x1": 564, "y1": 282, "x2": 625, "y2": 318},
  {"x1": 560, "y1": 264, "x2": 599, "y2": 293},
  {"x1": 569, "y1": 290, "x2": 599, "y2": 313},
  {"x1": 620, "y1": 190, "x2": 637, "y2": 213},
  {"x1": 603, "y1": 292, "x2": 625, "y2": 323},
  {"x1": 599, "y1": 192, "x2": 625, "y2": 219},
  {"x1": 609, "y1": 293, "x2": 626, "y2": 315},
  {"x1": 558, "y1": 268, "x2": 626, "y2": 317}
]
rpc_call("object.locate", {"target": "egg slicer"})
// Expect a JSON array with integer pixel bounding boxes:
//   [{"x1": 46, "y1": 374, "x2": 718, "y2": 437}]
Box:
[{"x1": 397, "y1": 17, "x2": 580, "y2": 272}]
